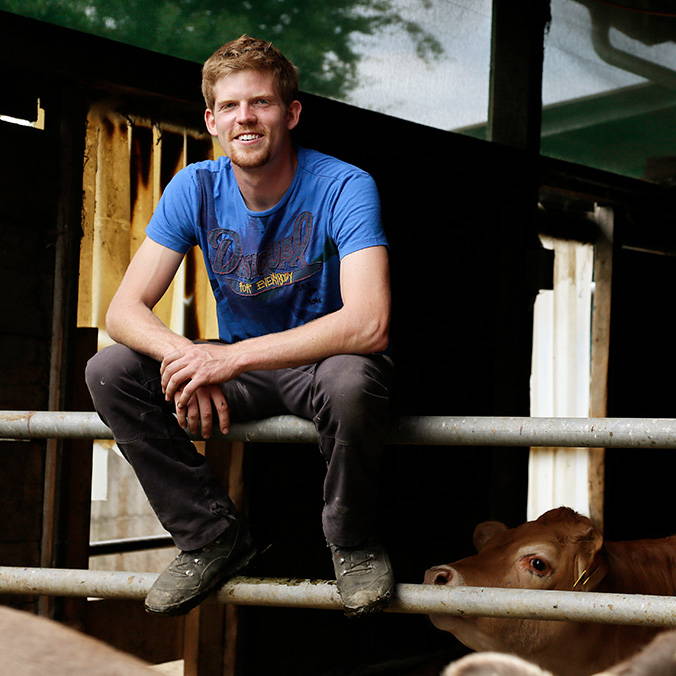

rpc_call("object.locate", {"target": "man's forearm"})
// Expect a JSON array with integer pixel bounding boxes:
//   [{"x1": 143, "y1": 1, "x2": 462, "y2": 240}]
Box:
[
  {"x1": 230, "y1": 305, "x2": 388, "y2": 373},
  {"x1": 161, "y1": 302, "x2": 389, "y2": 406},
  {"x1": 106, "y1": 299, "x2": 192, "y2": 363}
]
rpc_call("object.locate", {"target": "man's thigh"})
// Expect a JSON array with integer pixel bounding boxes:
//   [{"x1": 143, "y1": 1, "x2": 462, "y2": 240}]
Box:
[
  {"x1": 221, "y1": 355, "x2": 392, "y2": 424},
  {"x1": 220, "y1": 365, "x2": 316, "y2": 422}
]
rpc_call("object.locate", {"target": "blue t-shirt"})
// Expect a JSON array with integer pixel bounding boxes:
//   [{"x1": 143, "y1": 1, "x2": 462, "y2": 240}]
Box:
[{"x1": 146, "y1": 147, "x2": 387, "y2": 343}]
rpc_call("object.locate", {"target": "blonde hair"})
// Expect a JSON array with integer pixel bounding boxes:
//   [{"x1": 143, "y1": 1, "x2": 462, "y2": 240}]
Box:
[{"x1": 201, "y1": 35, "x2": 299, "y2": 110}]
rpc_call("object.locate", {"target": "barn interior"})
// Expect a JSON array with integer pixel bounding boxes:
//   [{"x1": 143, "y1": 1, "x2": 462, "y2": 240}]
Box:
[{"x1": 0, "y1": 1, "x2": 674, "y2": 674}]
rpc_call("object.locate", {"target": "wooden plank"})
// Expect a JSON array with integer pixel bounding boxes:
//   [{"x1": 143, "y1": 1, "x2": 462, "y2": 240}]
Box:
[
  {"x1": 183, "y1": 440, "x2": 246, "y2": 676},
  {"x1": 77, "y1": 107, "x2": 101, "y2": 328},
  {"x1": 528, "y1": 238, "x2": 597, "y2": 520},
  {"x1": 59, "y1": 327, "x2": 98, "y2": 627},
  {"x1": 187, "y1": 135, "x2": 219, "y2": 340},
  {"x1": 588, "y1": 205, "x2": 614, "y2": 530},
  {"x1": 152, "y1": 125, "x2": 186, "y2": 333},
  {"x1": 129, "y1": 123, "x2": 155, "y2": 256},
  {"x1": 91, "y1": 109, "x2": 131, "y2": 329}
]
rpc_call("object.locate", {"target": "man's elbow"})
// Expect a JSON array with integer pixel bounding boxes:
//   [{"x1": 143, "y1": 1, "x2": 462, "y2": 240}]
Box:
[
  {"x1": 360, "y1": 316, "x2": 390, "y2": 353},
  {"x1": 104, "y1": 301, "x2": 125, "y2": 342}
]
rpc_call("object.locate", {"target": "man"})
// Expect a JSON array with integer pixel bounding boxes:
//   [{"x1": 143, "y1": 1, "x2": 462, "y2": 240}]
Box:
[{"x1": 85, "y1": 35, "x2": 394, "y2": 618}]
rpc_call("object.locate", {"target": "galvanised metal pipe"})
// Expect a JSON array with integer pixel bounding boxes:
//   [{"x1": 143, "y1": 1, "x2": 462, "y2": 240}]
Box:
[
  {"x1": 2, "y1": 410, "x2": 676, "y2": 448},
  {"x1": 0, "y1": 567, "x2": 674, "y2": 627}
]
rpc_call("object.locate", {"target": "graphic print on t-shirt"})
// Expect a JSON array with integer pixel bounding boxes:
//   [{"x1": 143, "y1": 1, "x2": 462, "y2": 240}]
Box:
[{"x1": 207, "y1": 211, "x2": 323, "y2": 296}]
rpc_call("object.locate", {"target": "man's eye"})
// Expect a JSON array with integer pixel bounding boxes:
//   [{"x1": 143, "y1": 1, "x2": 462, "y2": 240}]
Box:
[{"x1": 255, "y1": 99, "x2": 270, "y2": 105}]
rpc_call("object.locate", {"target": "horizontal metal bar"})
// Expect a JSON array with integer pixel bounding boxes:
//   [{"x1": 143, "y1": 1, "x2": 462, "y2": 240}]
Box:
[
  {"x1": 2, "y1": 410, "x2": 676, "y2": 448},
  {"x1": 0, "y1": 567, "x2": 673, "y2": 627},
  {"x1": 89, "y1": 534, "x2": 174, "y2": 556}
]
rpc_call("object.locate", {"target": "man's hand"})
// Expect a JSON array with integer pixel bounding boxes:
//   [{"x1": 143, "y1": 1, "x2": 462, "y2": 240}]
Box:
[
  {"x1": 161, "y1": 343, "x2": 241, "y2": 408},
  {"x1": 174, "y1": 384, "x2": 230, "y2": 439}
]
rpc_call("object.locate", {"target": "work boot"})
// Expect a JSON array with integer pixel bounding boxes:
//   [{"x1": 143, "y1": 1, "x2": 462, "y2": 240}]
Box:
[
  {"x1": 145, "y1": 519, "x2": 256, "y2": 616},
  {"x1": 330, "y1": 541, "x2": 394, "y2": 617}
]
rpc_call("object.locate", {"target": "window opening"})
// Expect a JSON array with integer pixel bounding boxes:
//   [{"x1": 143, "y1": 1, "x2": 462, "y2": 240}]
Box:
[{"x1": 0, "y1": 98, "x2": 45, "y2": 130}]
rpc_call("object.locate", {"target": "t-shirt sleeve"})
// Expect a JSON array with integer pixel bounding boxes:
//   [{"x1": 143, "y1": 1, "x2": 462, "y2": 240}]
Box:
[
  {"x1": 146, "y1": 168, "x2": 200, "y2": 253},
  {"x1": 330, "y1": 172, "x2": 388, "y2": 259}
]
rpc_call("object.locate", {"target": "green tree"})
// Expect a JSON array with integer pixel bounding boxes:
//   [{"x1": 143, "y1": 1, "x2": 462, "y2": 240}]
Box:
[{"x1": 0, "y1": 0, "x2": 442, "y2": 99}]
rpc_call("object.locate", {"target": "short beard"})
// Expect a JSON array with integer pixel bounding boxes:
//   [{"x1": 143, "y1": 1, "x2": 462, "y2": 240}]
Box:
[{"x1": 230, "y1": 147, "x2": 271, "y2": 169}]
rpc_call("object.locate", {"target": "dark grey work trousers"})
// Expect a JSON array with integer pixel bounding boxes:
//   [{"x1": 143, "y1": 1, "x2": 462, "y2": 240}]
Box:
[{"x1": 85, "y1": 344, "x2": 393, "y2": 552}]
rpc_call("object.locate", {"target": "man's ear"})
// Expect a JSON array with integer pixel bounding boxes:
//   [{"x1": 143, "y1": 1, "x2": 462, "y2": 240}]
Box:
[
  {"x1": 287, "y1": 99, "x2": 302, "y2": 131},
  {"x1": 204, "y1": 108, "x2": 217, "y2": 136}
]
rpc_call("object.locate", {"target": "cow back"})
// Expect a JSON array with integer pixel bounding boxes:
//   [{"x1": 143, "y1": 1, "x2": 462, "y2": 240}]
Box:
[{"x1": 603, "y1": 536, "x2": 676, "y2": 596}]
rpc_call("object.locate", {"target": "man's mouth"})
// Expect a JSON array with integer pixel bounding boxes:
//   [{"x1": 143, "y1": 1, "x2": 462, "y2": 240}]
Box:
[{"x1": 235, "y1": 133, "x2": 263, "y2": 143}]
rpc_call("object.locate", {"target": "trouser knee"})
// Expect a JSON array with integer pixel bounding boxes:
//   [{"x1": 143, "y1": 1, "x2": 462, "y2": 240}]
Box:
[
  {"x1": 85, "y1": 343, "x2": 147, "y2": 395},
  {"x1": 85, "y1": 344, "x2": 170, "y2": 442},
  {"x1": 312, "y1": 354, "x2": 392, "y2": 444}
]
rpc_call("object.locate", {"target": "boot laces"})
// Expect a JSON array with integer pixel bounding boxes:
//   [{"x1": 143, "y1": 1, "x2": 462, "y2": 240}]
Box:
[
  {"x1": 340, "y1": 551, "x2": 375, "y2": 576},
  {"x1": 170, "y1": 550, "x2": 203, "y2": 577}
]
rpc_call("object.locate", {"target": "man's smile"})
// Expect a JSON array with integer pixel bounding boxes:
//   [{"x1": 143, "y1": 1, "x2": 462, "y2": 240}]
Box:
[{"x1": 234, "y1": 132, "x2": 264, "y2": 144}]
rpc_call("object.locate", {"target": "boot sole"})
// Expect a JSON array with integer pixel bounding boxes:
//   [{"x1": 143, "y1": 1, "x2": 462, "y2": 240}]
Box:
[
  {"x1": 144, "y1": 546, "x2": 257, "y2": 616},
  {"x1": 343, "y1": 588, "x2": 393, "y2": 618}
]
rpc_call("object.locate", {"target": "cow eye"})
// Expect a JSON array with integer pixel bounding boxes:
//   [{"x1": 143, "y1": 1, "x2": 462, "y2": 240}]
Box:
[{"x1": 529, "y1": 557, "x2": 550, "y2": 574}]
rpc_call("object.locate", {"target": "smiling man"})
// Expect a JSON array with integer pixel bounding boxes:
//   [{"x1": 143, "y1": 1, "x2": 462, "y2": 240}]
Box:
[{"x1": 85, "y1": 36, "x2": 394, "y2": 618}]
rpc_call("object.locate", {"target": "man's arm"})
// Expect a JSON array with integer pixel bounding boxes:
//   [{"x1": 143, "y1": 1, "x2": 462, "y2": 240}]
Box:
[
  {"x1": 106, "y1": 237, "x2": 230, "y2": 437},
  {"x1": 105, "y1": 237, "x2": 193, "y2": 361},
  {"x1": 161, "y1": 244, "x2": 391, "y2": 407}
]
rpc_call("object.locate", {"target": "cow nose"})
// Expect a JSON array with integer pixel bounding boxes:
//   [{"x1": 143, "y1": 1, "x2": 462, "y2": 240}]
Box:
[{"x1": 424, "y1": 565, "x2": 454, "y2": 586}]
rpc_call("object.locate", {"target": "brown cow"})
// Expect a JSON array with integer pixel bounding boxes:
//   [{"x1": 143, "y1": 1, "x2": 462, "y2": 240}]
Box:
[
  {"x1": 440, "y1": 630, "x2": 676, "y2": 676},
  {"x1": 0, "y1": 605, "x2": 156, "y2": 675},
  {"x1": 424, "y1": 507, "x2": 676, "y2": 676},
  {"x1": 442, "y1": 652, "x2": 554, "y2": 676},
  {"x1": 594, "y1": 629, "x2": 676, "y2": 676}
]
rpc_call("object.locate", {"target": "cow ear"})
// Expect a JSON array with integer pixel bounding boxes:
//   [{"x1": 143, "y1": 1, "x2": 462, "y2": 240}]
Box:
[
  {"x1": 473, "y1": 521, "x2": 508, "y2": 551},
  {"x1": 573, "y1": 525, "x2": 606, "y2": 589}
]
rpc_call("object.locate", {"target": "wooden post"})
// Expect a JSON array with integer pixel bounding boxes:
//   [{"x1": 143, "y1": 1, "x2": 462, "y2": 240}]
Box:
[
  {"x1": 487, "y1": 0, "x2": 551, "y2": 524},
  {"x1": 183, "y1": 440, "x2": 246, "y2": 676},
  {"x1": 588, "y1": 205, "x2": 614, "y2": 530},
  {"x1": 488, "y1": 0, "x2": 550, "y2": 152},
  {"x1": 40, "y1": 89, "x2": 88, "y2": 617}
]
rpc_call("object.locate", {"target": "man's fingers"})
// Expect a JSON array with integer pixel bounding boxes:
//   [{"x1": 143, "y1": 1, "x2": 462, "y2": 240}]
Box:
[
  {"x1": 176, "y1": 377, "x2": 200, "y2": 408},
  {"x1": 210, "y1": 385, "x2": 230, "y2": 435},
  {"x1": 161, "y1": 360, "x2": 183, "y2": 396},
  {"x1": 195, "y1": 387, "x2": 214, "y2": 439},
  {"x1": 189, "y1": 393, "x2": 209, "y2": 437},
  {"x1": 160, "y1": 350, "x2": 183, "y2": 379},
  {"x1": 165, "y1": 365, "x2": 198, "y2": 402},
  {"x1": 174, "y1": 389, "x2": 189, "y2": 429}
]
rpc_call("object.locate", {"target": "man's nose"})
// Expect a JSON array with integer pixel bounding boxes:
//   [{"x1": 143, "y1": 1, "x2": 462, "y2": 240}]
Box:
[{"x1": 236, "y1": 103, "x2": 257, "y2": 124}]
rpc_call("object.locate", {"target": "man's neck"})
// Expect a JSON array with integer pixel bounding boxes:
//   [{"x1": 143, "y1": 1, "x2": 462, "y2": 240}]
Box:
[{"x1": 233, "y1": 147, "x2": 298, "y2": 212}]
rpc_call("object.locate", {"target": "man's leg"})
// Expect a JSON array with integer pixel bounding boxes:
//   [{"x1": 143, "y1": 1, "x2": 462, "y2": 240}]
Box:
[
  {"x1": 85, "y1": 344, "x2": 258, "y2": 615},
  {"x1": 312, "y1": 354, "x2": 393, "y2": 547},
  {"x1": 274, "y1": 354, "x2": 395, "y2": 615}
]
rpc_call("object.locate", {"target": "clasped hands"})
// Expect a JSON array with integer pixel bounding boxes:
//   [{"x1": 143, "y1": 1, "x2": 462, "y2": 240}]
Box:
[{"x1": 160, "y1": 343, "x2": 240, "y2": 439}]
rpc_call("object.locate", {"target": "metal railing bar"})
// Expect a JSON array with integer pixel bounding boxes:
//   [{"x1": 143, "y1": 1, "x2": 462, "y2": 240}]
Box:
[
  {"x1": 0, "y1": 566, "x2": 673, "y2": 627},
  {"x1": 89, "y1": 534, "x2": 175, "y2": 556},
  {"x1": 2, "y1": 411, "x2": 676, "y2": 448}
]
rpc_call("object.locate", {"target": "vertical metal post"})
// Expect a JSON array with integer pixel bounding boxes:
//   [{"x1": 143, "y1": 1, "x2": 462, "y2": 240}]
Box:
[{"x1": 488, "y1": 0, "x2": 550, "y2": 152}]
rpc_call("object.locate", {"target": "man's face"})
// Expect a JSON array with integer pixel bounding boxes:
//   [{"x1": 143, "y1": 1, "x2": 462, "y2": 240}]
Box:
[{"x1": 204, "y1": 69, "x2": 301, "y2": 170}]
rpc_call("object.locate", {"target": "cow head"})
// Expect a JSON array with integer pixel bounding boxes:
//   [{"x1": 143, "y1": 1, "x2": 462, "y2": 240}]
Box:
[{"x1": 423, "y1": 507, "x2": 607, "y2": 656}]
